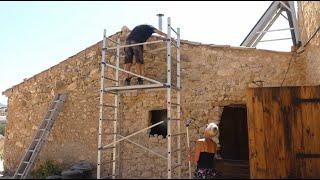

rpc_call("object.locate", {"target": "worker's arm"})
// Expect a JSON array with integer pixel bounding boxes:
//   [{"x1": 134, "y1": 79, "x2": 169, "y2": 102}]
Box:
[
  {"x1": 153, "y1": 28, "x2": 175, "y2": 42},
  {"x1": 153, "y1": 29, "x2": 166, "y2": 37}
]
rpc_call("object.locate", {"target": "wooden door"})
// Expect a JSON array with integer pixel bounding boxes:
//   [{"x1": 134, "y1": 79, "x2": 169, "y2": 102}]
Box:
[{"x1": 247, "y1": 86, "x2": 320, "y2": 178}]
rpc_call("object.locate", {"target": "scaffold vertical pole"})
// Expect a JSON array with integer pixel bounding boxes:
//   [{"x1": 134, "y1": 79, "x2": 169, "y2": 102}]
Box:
[
  {"x1": 98, "y1": 17, "x2": 184, "y2": 179},
  {"x1": 97, "y1": 29, "x2": 107, "y2": 179},
  {"x1": 176, "y1": 27, "x2": 181, "y2": 179},
  {"x1": 111, "y1": 37, "x2": 120, "y2": 179},
  {"x1": 167, "y1": 17, "x2": 172, "y2": 179}
]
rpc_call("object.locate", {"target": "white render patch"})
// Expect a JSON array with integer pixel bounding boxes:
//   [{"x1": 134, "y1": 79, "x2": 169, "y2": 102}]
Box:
[{"x1": 0, "y1": 116, "x2": 6, "y2": 123}]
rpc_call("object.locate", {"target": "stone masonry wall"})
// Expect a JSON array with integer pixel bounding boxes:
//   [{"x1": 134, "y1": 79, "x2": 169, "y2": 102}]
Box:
[
  {"x1": 116, "y1": 39, "x2": 307, "y2": 178},
  {"x1": 3, "y1": 32, "x2": 306, "y2": 178},
  {"x1": 4, "y1": 7, "x2": 319, "y2": 177},
  {"x1": 3, "y1": 41, "x2": 102, "y2": 173},
  {"x1": 297, "y1": 1, "x2": 320, "y2": 85}
]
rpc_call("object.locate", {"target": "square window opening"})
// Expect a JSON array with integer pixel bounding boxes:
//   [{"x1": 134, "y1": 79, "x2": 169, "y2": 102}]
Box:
[{"x1": 149, "y1": 109, "x2": 167, "y2": 138}]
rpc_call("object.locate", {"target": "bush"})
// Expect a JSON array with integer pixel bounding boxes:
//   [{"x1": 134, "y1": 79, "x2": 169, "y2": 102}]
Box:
[
  {"x1": 0, "y1": 149, "x2": 3, "y2": 160},
  {"x1": 31, "y1": 160, "x2": 63, "y2": 179},
  {"x1": 0, "y1": 123, "x2": 6, "y2": 136}
]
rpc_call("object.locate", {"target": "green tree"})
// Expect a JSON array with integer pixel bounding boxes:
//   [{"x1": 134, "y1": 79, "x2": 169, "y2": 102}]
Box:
[{"x1": 0, "y1": 123, "x2": 6, "y2": 136}]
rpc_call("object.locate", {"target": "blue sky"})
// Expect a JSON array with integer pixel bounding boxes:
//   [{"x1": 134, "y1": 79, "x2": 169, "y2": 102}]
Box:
[{"x1": 0, "y1": 1, "x2": 296, "y2": 105}]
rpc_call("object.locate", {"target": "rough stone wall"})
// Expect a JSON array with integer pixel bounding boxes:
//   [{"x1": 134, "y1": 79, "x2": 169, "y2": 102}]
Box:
[
  {"x1": 3, "y1": 32, "x2": 308, "y2": 178},
  {"x1": 3, "y1": 41, "x2": 102, "y2": 173},
  {"x1": 297, "y1": 1, "x2": 320, "y2": 85},
  {"x1": 116, "y1": 40, "x2": 305, "y2": 178}
]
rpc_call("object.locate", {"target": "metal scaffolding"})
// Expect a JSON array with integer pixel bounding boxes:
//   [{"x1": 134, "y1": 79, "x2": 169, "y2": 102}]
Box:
[
  {"x1": 240, "y1": 1, "x2": 300, "y2": 47},
  {"x1": 97, "y1": 17, "x2": 190, "y2": 179}
]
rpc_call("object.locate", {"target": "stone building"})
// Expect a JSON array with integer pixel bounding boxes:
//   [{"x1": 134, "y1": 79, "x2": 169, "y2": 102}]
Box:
[
  {"x1": 0, "y1": 104, "x2": 7, "y2": 117},
  {"x1": 0, "y1": 104, "x2": 7, "y2": 124},
  {"x1": 2, "y1": 1, "x2": 319, "y2": 178}
]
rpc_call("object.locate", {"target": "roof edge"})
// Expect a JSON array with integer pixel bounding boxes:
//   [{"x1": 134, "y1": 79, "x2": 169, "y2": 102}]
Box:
[{"x1": 2, "y1": 30, "x2": 293, "y2": 96}]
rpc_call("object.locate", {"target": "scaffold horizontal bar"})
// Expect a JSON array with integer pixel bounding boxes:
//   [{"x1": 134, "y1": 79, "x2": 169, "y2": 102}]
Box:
[
  {"x1": 170, "y1": 102, "x2": 180, "y2": 106},
  {"x1": 103, "y1": 174, "x2": 118, "y2": 178},
  {"x1": 176, "y1": 147, "x2": 187, "y2": 152},
  {"x1": 101, "y1": 118, "x2": 117, "y2": 121},
  {"x1": 170, "y1": 118, "x2": 181, "y2": 121},
  {"x1": 256, "y1": 28, "x2": 294, "y2": 34},
  {"x1": 103, "y1": 63, "x2": 163, "y2": 85},
  {"x1": 98, "y1": 146, "x2": 115, "y2": 150},
  {"x1": 259, "y1": 37, "x2": 292, "y2": 42},
  {"x1": 105, "y1": 91, "x2": 117, "y2": 95},
  {"x1": 106, "y1": 37, "x2": 119, "y2": 44},
  {"x1": 118, "y1": 135, "x2": 167, "y2": 160},
  {"x1": 101, "y1": 104, "x2": 117, "y2": 108},
  {"x1": 104, "y1": 40, "x2": 164, "y2": 50},
  {"x1": 102, "y1": 121, "x2": 164, "y2": 149},
  {"x1": 171, "y1": 132, "x2": 186, "y2": 137},
  {"x1": 104, "y1": 84, "x2": 167, "y2": 92},
  {"x1": 103, "y1": 76, "x2": 118, "y2": 82}
]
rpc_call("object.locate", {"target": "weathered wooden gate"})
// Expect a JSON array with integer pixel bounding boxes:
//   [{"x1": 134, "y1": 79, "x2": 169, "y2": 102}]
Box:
[{"x1": 247, "y1": 86, "x2": 320, "y2": 178}]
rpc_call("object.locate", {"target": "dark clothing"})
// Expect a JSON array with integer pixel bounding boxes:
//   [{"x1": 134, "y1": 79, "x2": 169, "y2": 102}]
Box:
[
  {"x1": 126, "y1": 24, "x2": 156, "y2": 43},
  {"x1": 197, "y1": 152, "x2": 215, "y2": 169},
  {"x1": 194, "y1": 168, "x2": 217, "y2": 179},
  {"x1": 194, "y1": 152, "x2": 217, "y2": 179},
  {"x1": 124, "y1": 25, "x2": 156, "y2": 64},
  {"x1": 124, "y1": 40, "x2": 144, "y2": 64}
]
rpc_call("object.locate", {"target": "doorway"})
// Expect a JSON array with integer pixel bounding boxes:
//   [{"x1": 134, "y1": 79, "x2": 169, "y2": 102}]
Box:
[{"x1": 216, "y1": 105, "x2": 249, "y2": 178}]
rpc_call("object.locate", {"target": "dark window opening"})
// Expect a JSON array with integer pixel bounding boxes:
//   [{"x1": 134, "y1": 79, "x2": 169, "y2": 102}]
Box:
[
  {"x1": 219, "y1": 105, "x2": 249, "y2": 161},
  {"x1": 149, "y1": 109, "x2": 167, "y2": 138}
]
